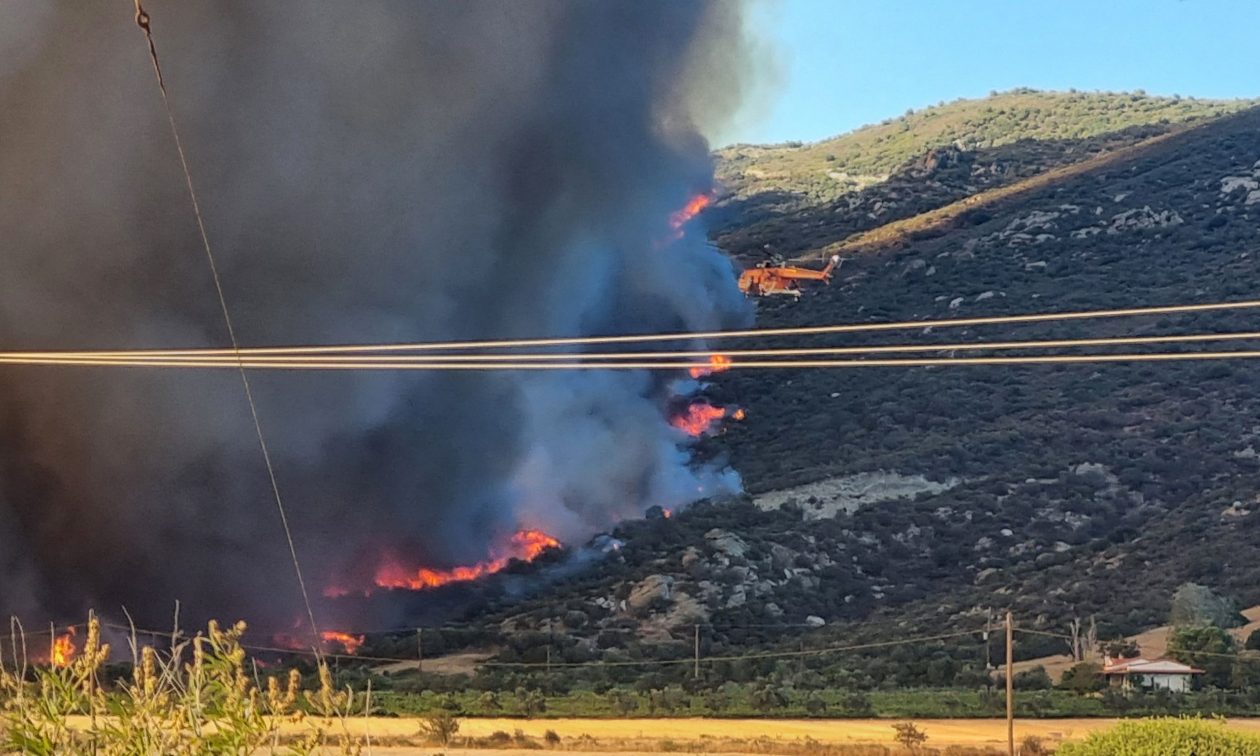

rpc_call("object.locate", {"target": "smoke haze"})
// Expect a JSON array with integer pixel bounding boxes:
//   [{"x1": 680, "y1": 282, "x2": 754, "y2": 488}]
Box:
[{"x1": 0, "y1": 0, "x2": 755, "y2": 631}]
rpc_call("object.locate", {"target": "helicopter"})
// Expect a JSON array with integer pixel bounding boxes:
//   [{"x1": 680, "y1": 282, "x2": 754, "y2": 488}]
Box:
[{"x1": 738, "y1": 251, "x2": 843, "y2": 297}]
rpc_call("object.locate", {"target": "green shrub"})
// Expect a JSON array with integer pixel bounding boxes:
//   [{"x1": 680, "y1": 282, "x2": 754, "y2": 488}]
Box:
[{"x1": 1058, "y1": 718, "x2": 1260, "y2": 755}]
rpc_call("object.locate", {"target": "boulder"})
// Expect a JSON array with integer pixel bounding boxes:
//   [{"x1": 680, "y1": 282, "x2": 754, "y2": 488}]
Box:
[
  {"x1": 627, "y1": 574, "x2": 673, "y2": 611},
  {"x1": 705, "y1": 528, "x2": 748, "y2": 558}
]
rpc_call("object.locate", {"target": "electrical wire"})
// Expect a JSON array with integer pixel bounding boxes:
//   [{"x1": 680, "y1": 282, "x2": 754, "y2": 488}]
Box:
[
  {"x1": 6, "y1": 298, "x2": 1260, "y2": 359},
  {"x1": 5, "y1": 329, "x2": 1260, "y2": 367},
  {"x1": 4, "y1": 349, "x2": 1260, "y2": 371},
  {"x1": 103, "y1": 622, "x2": 977, "y2": 669},
  {"x1": 131, "y1": 1, "x2": 322, "y2": 661}
]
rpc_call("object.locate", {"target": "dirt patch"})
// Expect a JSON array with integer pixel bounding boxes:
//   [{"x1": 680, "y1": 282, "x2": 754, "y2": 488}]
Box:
[
  {"x1": 755, "y1": 472, "x2": 960, "y2": 519},
  {"x1": 374, "y1": 649, "x2": 496, "y2": 677}
]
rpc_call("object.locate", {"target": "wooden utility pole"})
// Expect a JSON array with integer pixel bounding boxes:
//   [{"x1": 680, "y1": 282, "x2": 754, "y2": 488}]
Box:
[
  {"x1": 1005, "y1": 610, "x2": 1015, "y2": 756},
  {"x1": 693, "y1": 624, "x2": 700, "y2": 679},
  {"x1": 416, "y1": 628, "x2": 423, "y2": 674},
  {"x1": 545, "y1": 645, "x2": 552, "y2": 674}
]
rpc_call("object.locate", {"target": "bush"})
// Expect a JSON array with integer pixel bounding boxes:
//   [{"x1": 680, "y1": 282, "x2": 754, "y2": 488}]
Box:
[
  {"x1": 1059, "y1": 662, "x2": 1106, "y2": 694},
  {"x1": 892, "y1": 721, "x2": 928, "y2": 749},
  {"x1": 421, "y1": 711, "x2": 461, "y2": 745},
  {"x1": 1058, "y1": 717, "x2": 1260, "y2": 755},
  {"x1": 1015, "y1": 666, "x2": 1053, "y2": 690}
]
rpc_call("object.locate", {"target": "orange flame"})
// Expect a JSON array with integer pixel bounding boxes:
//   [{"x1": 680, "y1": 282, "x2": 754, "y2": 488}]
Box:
[
  {"x1": 321, "y1": 630, "x2": 365, "y2": 655},
  {"x1": 52, "y1": 627, "x2": 77, "y2": 667},
  {"x1": 732, "y1": 408, "x2": 747, "y2": 421},
  {"x1": 668, "y1": 192, "x2": 713, "y2": 230},
  {"x1": 374, "y1": 529, "x2": 561, "y2": 592},
  {"x1": 689, "y1": 353, "x2": 732, "y2": 379},
  {"x1": 669, "y1": 402, "x2": 729, "y2": 437}
]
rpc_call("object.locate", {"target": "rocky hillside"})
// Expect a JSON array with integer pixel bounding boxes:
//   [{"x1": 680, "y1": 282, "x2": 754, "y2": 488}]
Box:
[
  {"x1": 715, "y1": 89, "x2": 1257, "y2": 208},
  {"x1": 376, "y1": 96, "x2": 1260, "y2": 685},
  {"x1": 704, "y1": 102, "x2": 1260, "y2": 648}
]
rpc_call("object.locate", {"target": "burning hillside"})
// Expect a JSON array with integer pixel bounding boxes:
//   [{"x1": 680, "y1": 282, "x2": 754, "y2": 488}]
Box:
[
  {"x1": 0, "y1": 0, "x2": 756, "y2": 631},
  {"x1": 326, "y1": 529, "x2": 562, "y2": 598}
]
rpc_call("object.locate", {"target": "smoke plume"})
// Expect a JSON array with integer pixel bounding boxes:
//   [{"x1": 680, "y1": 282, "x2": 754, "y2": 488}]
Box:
[{"x1": 0, "y1": 1, "x2": 754, "y2": 631}]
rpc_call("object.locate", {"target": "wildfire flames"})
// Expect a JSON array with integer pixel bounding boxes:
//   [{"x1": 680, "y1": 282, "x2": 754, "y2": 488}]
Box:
[
  {"x1": 321, "y1": 630, "x2": 365, "y2": 655},
  {"x1": 689, "y1": 353, "x2": 732, "y2": 379},
  {"x1": 669, "y1": 401, "x2": 745, "y2": 437},
  {"x1": 668, "y1": 192, "x2": 713, "y2": 231},
  {"x1": 51, "y1": 627, "x2": 77, "y2": 667},
  {"x1": 373, "y1": 529, "x2": 561, "y2": 592}
]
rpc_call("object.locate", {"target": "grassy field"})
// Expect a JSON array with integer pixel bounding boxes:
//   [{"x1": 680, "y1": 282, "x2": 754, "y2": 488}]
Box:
[{"x1": 266, "y1": 716, "x2": 1260, "y2": 750}]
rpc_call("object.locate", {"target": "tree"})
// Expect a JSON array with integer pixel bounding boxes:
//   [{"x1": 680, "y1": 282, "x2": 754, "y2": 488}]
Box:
[
  {"x1": 1231, "y1": 651, "x2": 1260, "y2": 690},
  {"x1": 1167, "y1": 625, "x2": 1235, "y2": 688},
  {"x1": 608, "y1": 690, "x2": 638, "y2": 716},
  {"x1": 750, "y1": 684, "x2": 789, "y2": 712},
  {"x1": 420, "y1": 711, "x2": 460, "y2": 746},
  {"x1": 1014, "y1": 666, "x2": 1053, "y2": 691},
  {"x1": 702, "y1": 688, "x2": 729, "y2": 714},
  {"x1": 1245, "y1": 630, "x2": 1260, "y2": 651},
  {"x1": 1103, "y1": 639, "x2": 1140, "y2": 659},
  {"x1": 1170, "y1": 583, "x2": 1244, "y2": 628},
  {"x1": 1067, "y1": 616, "x2": 1098, "y2": 661},
  {"x1": 1059, "y1": 662, "x2": 1105, "y2": 695},
  {"x1": 515, "y1": 687, "x2": 546, "y2": 718},
  {"x1": 803, "y1": 691, "x2": 827, "y2": 715},
  {"x1": 892, "y1": 722, "x2": 928, "y2": 750},
  {"x1": 477, "y1": 691, "x2": 502, "y2": 712},
  {"x1": 839, "y1": 692, "x2": 873, "y2": 715}
]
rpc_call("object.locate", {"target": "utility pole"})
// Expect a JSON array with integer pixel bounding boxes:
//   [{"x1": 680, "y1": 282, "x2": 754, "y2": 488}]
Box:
[
  {"x1": 545, "y1": 645, "x2": 552, "y2": 674},
  {"x1": 416, "y1": 628, "x2": 423, "y2": 674},
  {"x1": 693, "y1": 624, "x2": 700, "y2": 680},
  {"x1": 1005, "y1": 610, "x2": 1014, "y2": 756}
]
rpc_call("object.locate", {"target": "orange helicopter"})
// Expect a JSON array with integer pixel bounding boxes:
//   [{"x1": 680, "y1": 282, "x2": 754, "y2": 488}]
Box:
[{"x1": 738, "y1": 253, "x2": 842, "y2": 297}]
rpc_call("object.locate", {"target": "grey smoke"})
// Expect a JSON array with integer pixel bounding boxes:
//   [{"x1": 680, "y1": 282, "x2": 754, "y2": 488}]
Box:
[{"x1": 0, "y1": 0, "x2": 754, "y2": 630}]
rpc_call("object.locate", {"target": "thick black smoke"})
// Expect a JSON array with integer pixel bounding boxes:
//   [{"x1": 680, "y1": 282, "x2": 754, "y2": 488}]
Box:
[{"x1": 0, "y1": 1, "x2": 754, "y2": 630}]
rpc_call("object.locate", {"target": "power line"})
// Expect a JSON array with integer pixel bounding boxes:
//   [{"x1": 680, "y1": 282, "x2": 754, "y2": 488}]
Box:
[
  {"x1": 103, "y1": 621, "x2": 977, "y2": 669},
  {"x1": 6, "y1": 329, "x2": 1260, "y2": 365},
  {"x1": 5, "y1": 349, "x2": 1260, "y2": 371},
  {"x1": 131, "y1": 1, "x2": 322, "y2": 662},
  {"x1": 7, "y1": 298, "x2": 1260, "y2": 358},
  {"x1": 481, "y1": 629, "x2": 979, "y2": 668}
]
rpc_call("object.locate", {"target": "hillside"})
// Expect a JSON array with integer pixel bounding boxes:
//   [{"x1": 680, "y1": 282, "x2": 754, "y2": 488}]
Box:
[
  {"x1": 351, "y1": 96, "x2": 1260, "y2": 695},
  {"x1": 715, "y1": 89, "x2": 1258, "y2": 207}
]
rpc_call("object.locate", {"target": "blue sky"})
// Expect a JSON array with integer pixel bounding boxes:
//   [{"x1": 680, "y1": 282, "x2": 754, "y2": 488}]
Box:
[{"x1": 728, "y1": 0, "x2": 1260, "y2": 145}]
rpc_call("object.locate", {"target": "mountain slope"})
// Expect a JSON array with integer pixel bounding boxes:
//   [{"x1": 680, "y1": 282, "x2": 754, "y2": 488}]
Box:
[
  {"x1": 708, "y1": 103, "x2": 1260, "y2": 642},
  {"x1": 381, "y1": 99, "x2": 1260, "y2": 689},
  {"x1": 716, "y1": 89, "x2": 1257, "y2": 206}
]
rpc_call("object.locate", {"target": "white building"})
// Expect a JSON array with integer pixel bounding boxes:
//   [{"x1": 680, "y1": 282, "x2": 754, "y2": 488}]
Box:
[{"x1": 1102, "y1": 656, "x2": 1204, "y2": 693}]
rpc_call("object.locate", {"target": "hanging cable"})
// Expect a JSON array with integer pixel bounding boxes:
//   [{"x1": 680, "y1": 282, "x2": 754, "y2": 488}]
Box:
[{"x1": 131, "y1": 1, "x2": 322, "y2": 661}]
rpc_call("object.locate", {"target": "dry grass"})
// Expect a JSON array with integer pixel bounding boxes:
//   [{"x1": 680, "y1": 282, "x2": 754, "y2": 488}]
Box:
[
  {"x1": 272, "y1": 715, "x2": 1260, "y2": 751},
  {"x1": 799, "y1": 124, "x2": 1201, "y2": 263},
  {"x1": 0, "y1": 615, "x2": 371, "y2": 754}
]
